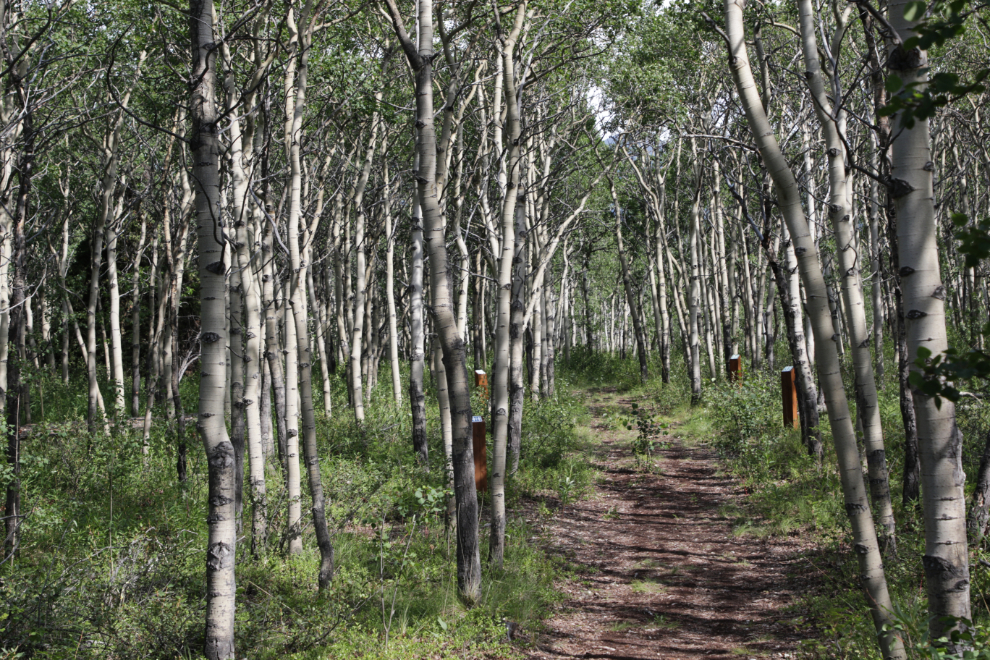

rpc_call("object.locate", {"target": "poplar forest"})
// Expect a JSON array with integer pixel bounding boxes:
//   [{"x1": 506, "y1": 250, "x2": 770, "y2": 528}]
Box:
[{"x1": 5, "y1": 0, "x2": 990, "y2": 657}]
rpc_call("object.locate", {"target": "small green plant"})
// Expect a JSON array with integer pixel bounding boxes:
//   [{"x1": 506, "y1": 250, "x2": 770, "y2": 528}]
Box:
[
  {"x1": 624, "y1": 402, "x2": 668, "y2": 464},
  {"x1": 651, "y1": 614, "x2": 679, "y2": 630},
  {"x1": 883, "y1": 611, "x2": 990, "y2": 659},
  {"x1": 558, "y1": 470, "x2": 578, "y2": 506},
  {"x1": 631, "y1": 579, "x2": 666, "y2": 594},
  {"x1": 608, "y1": 620, "x2": 637, "y2": 632}
]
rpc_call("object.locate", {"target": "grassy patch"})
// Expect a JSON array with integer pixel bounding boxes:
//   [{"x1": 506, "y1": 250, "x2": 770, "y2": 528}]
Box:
[
  {"x1": 0, "y1": 366, "x2": 599, "y2": 659},
  {"x1": 630, "y1": 579, "x2": 667, "y2": 594},
  {"x1": 607, "y1": 620, "x2": 638, "y2": 632}
]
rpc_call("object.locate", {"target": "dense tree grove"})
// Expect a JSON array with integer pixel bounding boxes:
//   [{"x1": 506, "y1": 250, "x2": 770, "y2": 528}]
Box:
[{"x1": 1, "y1": 0, "x2": 990, "y2": 657}]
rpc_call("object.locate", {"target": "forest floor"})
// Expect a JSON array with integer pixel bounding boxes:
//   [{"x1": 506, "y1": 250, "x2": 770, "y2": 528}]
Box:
[{"x1": 520, "y1": 387, "x2": 821, "y2": 659}]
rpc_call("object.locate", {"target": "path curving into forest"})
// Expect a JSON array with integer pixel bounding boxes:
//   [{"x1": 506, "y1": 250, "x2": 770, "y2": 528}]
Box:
[{"x1": 523, "y1": 389, "x2": 819, "y2": 660}]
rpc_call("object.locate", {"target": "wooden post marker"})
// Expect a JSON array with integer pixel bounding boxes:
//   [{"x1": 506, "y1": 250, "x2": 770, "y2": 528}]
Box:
[
  {"x1": 474, "y1": 369, "x2": 489, "y2": 402},
  {"x1": 472, "y1": 415, "x2": 488, "y2": 492},
  {"x1": 472, "y1": 371, "x2": 489, "y2": 492},
  {"x1": 781, "y1": 366, "x2": 798, "y2": 429},
  {"x1": 728, "y1": 354, "x2": 742, "y2": 383}
]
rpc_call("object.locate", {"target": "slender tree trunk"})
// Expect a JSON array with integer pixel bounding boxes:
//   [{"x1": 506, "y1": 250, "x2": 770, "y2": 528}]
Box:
[
  {"x1": 3, "y1": 106, "x2": 30, "y2": 558},
  {"x1": 189, "y1": 2, "x2": 236, "y2": 655},
  {"x1": 384, "y1": 0, "x2": 482, "y2": 601},
  {"x1": 611, "y1": 177, "x2": 649, "y2": 382},
  {"x1": 967, "y1": 429, "x2": 990, "y2": 544},
  {"x1": 285, "y1": 5, "x2": 334, "y2": 589},
  {"x1": 529, "y1": 268, "x2": 543, "y2": 401},
  {"x1": 107, "y1": 210, "x2": 127, "y2": 413},
  {"x1": 508, "y1": 180, "x2": 527, "y2": 476},
  {"x1": 888, "y1": 0, "x2": 970, "y2": 639},
  {"x1": 229, "y1": 246, "x2": 246, "y2": 534},
  {"x1": 409, "y1": 150, "x2": 428, "y2": 464},
  {"x1": 795, "y1": 0, "x2": 896, "y2": 549},
  {"x1": 488, "y1": 48, "x2": 519, "y2": 566},
  {"x1": 384, "y1": 161, "x2": 403, "y2": 405},
  {"x1": 283, "y1": 298, "x2": 303, "y2": 556},
  {"x1": 222, "y1": 40, "x2": 268, "y2": 554},
  {"x1": 131, "y1": 210, "x2": 147, "y2": 417},
  {"x1": 687, "y1": 165, "x2": 703, "y2": 404},
  {"x1": 261, "y1": 224, "x2": 288, "y2": 469},
  {"x1": 349, "y1": 119, "x2": 380, "y2": 422}
]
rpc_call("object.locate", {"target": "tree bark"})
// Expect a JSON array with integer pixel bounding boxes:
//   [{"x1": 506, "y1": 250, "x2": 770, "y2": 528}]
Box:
[
  {"x1": 285, "y1": 4, "x2": 334, "y2": 589},
  {"x1": 384, "y1": 0, "x2": 481, "y2": 602},
  {"x1": 795, "y1": 0, "x2": 896, "y2": 549},
  {"x1": 189, "y1": 1, "x2": 236, "y2": 655},
  {"x1": 610, "y1": 177, "x2": 648, "y2": 382},
  {"x1": 888, "y1": 0, "x2": 970, "y2": 640}
]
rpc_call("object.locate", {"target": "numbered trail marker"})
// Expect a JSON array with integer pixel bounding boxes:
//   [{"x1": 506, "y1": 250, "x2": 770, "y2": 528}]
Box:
[
  {"x1": 781, "y1": 366, "x2": 799, "y2": 429},
  {"x1": 728, "y1": 354, "x2": 743, "y2": 383},
  {"x1": 472, "y1": 416, "x2": 488, "y2": 492},
  {"x1": 474, "y1": 369, "x2": 489, "y2": 402}
]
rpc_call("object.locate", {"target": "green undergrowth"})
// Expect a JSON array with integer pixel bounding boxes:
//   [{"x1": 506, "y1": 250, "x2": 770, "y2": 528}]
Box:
[{"x1": 0, "y1": 362, "x2": 597, "y2": 659}]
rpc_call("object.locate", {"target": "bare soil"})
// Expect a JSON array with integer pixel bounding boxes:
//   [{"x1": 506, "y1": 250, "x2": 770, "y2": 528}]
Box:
[{"x1": 521, "y1": 389, "x2": 820, "y2": 659}]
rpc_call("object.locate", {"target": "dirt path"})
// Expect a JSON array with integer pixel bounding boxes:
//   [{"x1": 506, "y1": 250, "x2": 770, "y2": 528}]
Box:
[{"x1": 524, "y1": 389, "x2": 817, "y2": 659}]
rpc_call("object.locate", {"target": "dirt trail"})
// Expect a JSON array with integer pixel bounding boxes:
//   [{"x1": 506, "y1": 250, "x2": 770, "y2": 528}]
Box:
[{"x1": 523, "y1": 389, "x2": 817, "y2": 659}]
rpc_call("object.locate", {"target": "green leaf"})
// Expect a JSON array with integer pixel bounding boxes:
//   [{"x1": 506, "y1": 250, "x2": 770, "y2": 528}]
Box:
[
  {"x1": 885, "y1": 74, "x2": 904, "y2": 94},
  {"x1": 904, "y1": 1, "x2": 927, "y2": 21}
]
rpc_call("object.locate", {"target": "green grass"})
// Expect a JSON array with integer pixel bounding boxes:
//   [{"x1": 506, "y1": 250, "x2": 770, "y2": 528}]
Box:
[
  {"x1": 630, "y1": 579, "x2": 666, "y2": 594},
  {"x1": 0, "y1": 361, "x2": 600, "y2": 659}
]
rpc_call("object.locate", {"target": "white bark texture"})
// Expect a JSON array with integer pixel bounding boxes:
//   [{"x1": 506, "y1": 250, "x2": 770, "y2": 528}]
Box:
[
  {"x1": 189, "y1": 1, "x2": 236, "y2": 656},
  {"x1": 888, "y1": 0, "x2": 971, "y2": 639}
]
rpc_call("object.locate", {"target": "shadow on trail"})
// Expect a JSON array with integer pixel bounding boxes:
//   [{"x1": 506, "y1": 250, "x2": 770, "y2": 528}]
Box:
[{"x1": 524, "y1": 393, "x2": 820, "y2": 660}]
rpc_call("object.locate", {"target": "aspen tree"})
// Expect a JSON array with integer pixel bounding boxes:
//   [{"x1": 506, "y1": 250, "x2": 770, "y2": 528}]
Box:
[
  {"x1": 888, "y1": 0, "x2": 971, "y2": 639},
  {"x1": 87, "y1": 66, "x2": 142, "y2": 428},
  {"x1": 719, "y1": 1, "x2": 904, "y2": 655},
  {"x1": 687, "y1": 141, "x2": 703, "y2": 403},
  {"x1": 609, "y1": 175, "x2": 648, "y2": 382},
  {"x1": 350, "y1": 112, "x2": 381, "y2": 423},
  {"x1": 383, "y1": 0, "x2": 482, "y2": 602},
  {"x1": 221, "y1": 32, "x2": 272, "y2": 554},
  {"x1": 285, "y1": 1, "x2": 335, "y2": 590},
  {"x1": 625, "y1": 144, "x2": 672, "y2": 382},
  {"x1": 383, "y1": 158, "x2": 403, "y2": 405},
  {"x1": 189, "y1": 0, "x2": 236, "y2": 655},
  {"x1": 488, "y1": 0, "x2": 527, "y2": 570},
  {"x1": 795, "y1": 0, "x2": 896, "y2": 548},
  {"x1": 131, "y1": 206, "x2": 148, "y2": 417},
  {"x1": 408, "y1": 145, "x2": 428, "y2": 463}
]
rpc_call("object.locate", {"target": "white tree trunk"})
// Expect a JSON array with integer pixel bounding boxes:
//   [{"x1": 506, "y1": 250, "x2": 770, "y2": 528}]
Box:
[
  {"x1": 888, "y1": 0, "x2": 971, "y2": 640},
  {"x1": 189, "y1": 1, "x2": 236, "y2": 655}
]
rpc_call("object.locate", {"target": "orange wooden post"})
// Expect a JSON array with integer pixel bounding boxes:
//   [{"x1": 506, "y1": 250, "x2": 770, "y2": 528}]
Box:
[
  {"x1": 472, "y1": 371, "x2": 489, "y2": 492},
  {"x1": 781, "y1": 366, "x2": 799, "y2": 429},
  {"x1": 472, "y1": 415, "x2": 488, "y2": 492},
  {"x1": 728, "y1": 354, "x2": 742, "y2": 384},
  {"x1": 474, "y1": 369, "x2": 489, "y2": 402}
]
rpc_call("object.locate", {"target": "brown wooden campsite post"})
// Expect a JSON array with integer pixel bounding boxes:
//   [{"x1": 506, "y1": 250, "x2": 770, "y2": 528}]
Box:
[
  {"x1": 728, "y1": 354, "x2": 742, "y2": 384},
  {"x1": 472, "y1": 415, "x2": 487, "y2": 492},
  {"x1": 473, "y1": 370, "x2": 488, "y2": 492},
  {"x1": 474, "y1": 369, "x2": 489, "y2": 401},
  {"x1": 781, "y1": 366, "x2": 799, "y2": 429}
]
